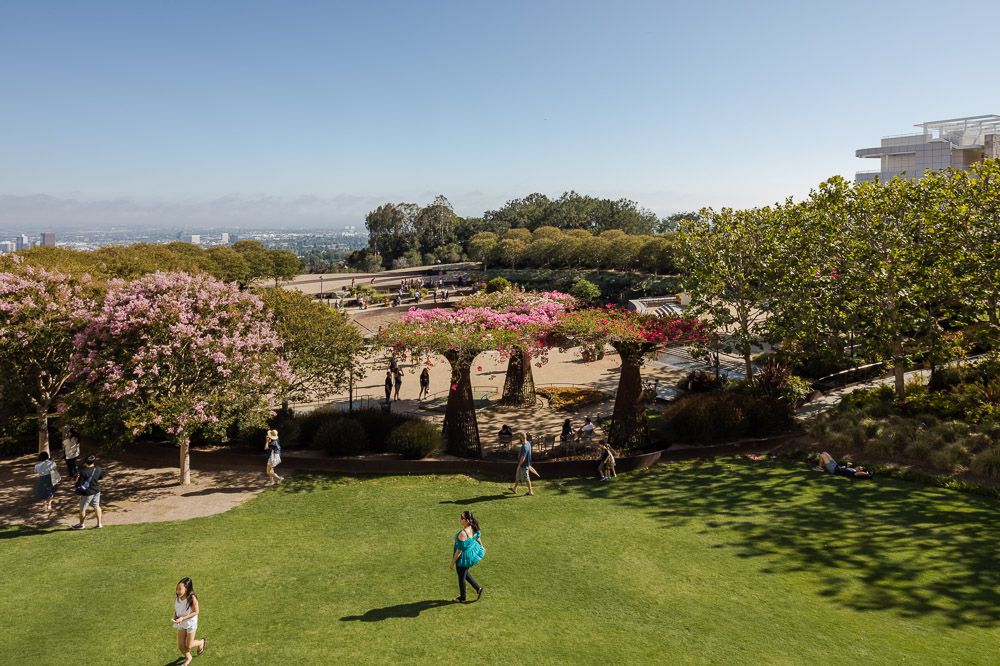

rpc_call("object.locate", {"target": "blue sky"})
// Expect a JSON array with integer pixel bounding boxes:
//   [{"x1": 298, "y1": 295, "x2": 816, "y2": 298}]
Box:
[{"x1": 2, "y1": 0, "x2": 999, "y2": 230}]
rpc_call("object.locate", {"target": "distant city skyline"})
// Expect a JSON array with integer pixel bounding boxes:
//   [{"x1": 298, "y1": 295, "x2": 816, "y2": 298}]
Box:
[{"x1": 2, "y1": 1, "x2": 999, "y2": 229}]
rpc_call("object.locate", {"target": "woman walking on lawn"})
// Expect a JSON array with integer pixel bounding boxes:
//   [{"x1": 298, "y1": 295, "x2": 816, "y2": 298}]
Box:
[
  {"x1": 33, "y1": 451, "x2": 58, "y2": 511},
  {"x1": 265, "y1": 429, "x2": 283, "y2": 486},
  {"x1": 172, "y1": 577, "x2": 206, "y2": 665},
  {"x1": 450, "y1": 510, "x2": 485, "y2": 603}
]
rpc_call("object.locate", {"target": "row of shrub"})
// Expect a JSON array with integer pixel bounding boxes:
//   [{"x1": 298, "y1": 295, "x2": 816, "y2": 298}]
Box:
[
  {"x1": 481, "y1": 268, "x2": 682, "y2": 306},
  {"x1": 810, "y1": 385, "x2": 1000, "y2": 480}
]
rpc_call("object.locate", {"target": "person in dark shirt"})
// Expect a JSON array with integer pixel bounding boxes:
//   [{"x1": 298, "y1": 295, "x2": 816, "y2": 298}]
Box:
[{"x1": 71, "y1": 455, "x2": 104, "y2": 530}]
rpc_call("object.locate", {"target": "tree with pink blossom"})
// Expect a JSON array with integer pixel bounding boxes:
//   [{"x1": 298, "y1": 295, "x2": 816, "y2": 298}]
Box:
[
  {"x1": 458, "y1": 290, "x2": 575, "y2": 406},
  {"x1": 375, "y1": 304, "x2": 558, "y2": 456},
  {"x1": 76, "y1": 271, "x2": 291, "y2": 484},
  {"x1": 0, "y1": 262, "x2": 98, "y2": 454},
  {"x1": 555, "y1": 307, "x2": 708, "y2": 452}
]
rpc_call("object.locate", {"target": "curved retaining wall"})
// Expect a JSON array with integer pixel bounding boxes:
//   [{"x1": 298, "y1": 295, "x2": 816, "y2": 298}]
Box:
[{"x1": 126, "y1": 433, "x2": 802, "y2": 479}]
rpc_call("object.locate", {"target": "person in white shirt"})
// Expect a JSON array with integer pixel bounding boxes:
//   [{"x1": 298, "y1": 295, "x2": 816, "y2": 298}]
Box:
[
  {"x1": 576, "y1": 417, "x2": 595, "y2": 442},
  {"x1": 172, "y1": 577, "x2": 206, "y2": 665},
  {"x1": 62, "y1": 427, "x2": 81, "y2": 476}
]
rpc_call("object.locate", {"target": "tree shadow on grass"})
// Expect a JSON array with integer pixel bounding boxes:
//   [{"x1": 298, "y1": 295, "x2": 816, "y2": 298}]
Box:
[
  {"x1": 0, "y1": 525, "x2": 56, "y2": 540},
  {"x1": 340, "y1": 599, "x2": 453, "y2": 622},
  {"x1": 439, "y1": 494, "x2": 511, "y2": 505},
  {"x1": 550, "y1": 458, "x2": 1000, "y2": 629}
]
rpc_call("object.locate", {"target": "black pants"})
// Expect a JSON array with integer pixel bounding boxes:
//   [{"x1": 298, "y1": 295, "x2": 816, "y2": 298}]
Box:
[
  {"x1": 65, "y1": 457, "x2": 78, "y2": 476},
  {"x1": 456, "y1": 566, "x2": 480, "y2": 601}
]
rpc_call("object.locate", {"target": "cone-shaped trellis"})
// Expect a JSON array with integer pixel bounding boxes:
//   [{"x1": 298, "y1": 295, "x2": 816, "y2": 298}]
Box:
[
  {"x1": 500, "y1": 348, "x2": 536, "y2": 406},
  {"x1": 554, "y1": 308, "x2": 709, "y2": 455},
  {"x1": 607, "y1": 343, "x2": 653, "y2": 452},
  {"x1": 441, "y1": 351, "x2": 482, "y2": 457}
]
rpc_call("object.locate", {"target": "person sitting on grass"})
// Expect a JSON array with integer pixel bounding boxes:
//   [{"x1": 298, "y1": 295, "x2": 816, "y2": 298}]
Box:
[{"x1": 814, "y1": 452, "x2": 872, "y2": 479}]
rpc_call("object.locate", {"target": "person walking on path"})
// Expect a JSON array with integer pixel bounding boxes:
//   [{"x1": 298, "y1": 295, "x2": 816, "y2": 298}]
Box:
[
  {"x1": 172, "y1": 577, "x2": 206, "y2": 665},
  {"x1": 418, "y1": 367, "x2": 430, "y2": 401},
  {"x1": 62, "y1": 426, "x2": 81, "y2": 476},
  {"x1": 265, "y1": 429, "x2": 283, "y2": 486},
  {"x1": 34, "y1": 451, "x2": 58, "y2": 512},
  {"x1": 393, "y1": 368, "x2": 403, "y2": 401},
  {"x1": 384, "y1": 370, "x2": 394, "y2": 404},
  {"x1": 449, "y1": 510, "x2": 485, "y2": 603},
  {"x1": 72, "y1": 454, "x2": 103, "y2": 530},
  {"x1": 509, "y1": 433, "x2": 534, "y2": 496}
]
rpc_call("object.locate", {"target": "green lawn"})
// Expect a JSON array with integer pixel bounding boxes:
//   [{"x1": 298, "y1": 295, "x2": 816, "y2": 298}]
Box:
[{"x1": 4, "y1": 459, "x2": 999, "y2": 665}]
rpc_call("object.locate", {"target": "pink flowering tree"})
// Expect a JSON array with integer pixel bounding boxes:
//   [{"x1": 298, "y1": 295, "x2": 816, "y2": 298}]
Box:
[
  {"x1": 0, "y1": 263, "x2": 98, "y2": 454},
  {"x1": 375, "y1": 306, "x2": 554, "y2": 456},
  {"x1": 458, "y1": 290, "x2": 575, "y2": 406},
  {"x1": 75, "y1": 272, "x2": 291, "y2": 484},
  {"x1": 555, "y1": 307, "x2": 709, "y2": 452}
]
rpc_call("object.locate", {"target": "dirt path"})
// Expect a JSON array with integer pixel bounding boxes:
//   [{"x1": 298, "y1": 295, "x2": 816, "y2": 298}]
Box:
[{"x1": 0, "y1": 452, "x2": 266, "y2": 529}]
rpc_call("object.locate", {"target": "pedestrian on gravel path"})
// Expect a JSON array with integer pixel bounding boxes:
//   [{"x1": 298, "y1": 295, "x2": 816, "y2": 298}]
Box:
[{"x1": 34, "y1": 451, "x2": 58, "y2": 512}]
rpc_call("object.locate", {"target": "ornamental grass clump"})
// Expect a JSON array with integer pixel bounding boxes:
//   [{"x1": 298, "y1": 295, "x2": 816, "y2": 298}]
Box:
[
  {"x1": 929, "y1": 441, "x2": 970, "y2": 472},
  {"x1": 388, "y1": 420, "x2": 442, "y2": 459},
  {"x1": 970, "y1": 446, "x2": 1000, "y2": 482}
]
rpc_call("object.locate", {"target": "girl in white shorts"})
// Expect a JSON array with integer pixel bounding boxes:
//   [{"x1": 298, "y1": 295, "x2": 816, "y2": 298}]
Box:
[{"x1": 172, "y1": 577, "x2": 206, "y2": 665}]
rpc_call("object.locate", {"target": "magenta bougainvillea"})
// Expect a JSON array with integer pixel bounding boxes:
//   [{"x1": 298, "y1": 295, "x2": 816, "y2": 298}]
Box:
[{"x1": 555, "y1": 305, "x2": 709, "y2": 363}]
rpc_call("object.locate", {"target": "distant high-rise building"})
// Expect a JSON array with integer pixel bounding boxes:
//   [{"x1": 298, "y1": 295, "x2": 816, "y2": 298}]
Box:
[
  {"x1": 0, "y1": 241, "x2": 16, "y2": 254},
  {"x1": 856, "y1": 115, "x2": 1000, "y2": 183},
  {"x1": 40, "y1": 232, "x2": 55, "y2": 247},
  {"x1": 189, "y1": 234, "x2": 201, "y2": 245},
  {"x1": 16, "y1": 234, "x2": 30, "y2": 251},
  {"x1": 229, "y1": 233, "x2": 239, "y2": 243},
  {"x1": 220, "y1": 233, "x2": 230, "y2": 244}
]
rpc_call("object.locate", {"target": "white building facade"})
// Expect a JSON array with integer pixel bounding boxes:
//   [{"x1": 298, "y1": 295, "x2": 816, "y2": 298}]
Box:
[{"x1": 856, "y1": 115, "x2": 1000, "y2": 183}]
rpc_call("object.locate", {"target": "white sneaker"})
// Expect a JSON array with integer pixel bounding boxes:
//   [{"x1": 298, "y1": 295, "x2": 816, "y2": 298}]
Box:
[
  {"x1": 264, "y1": 482, "x2": 274, "y2": 487},
  {"x1": 278, "y1": 476, "x2": 284, "y2": 481}
]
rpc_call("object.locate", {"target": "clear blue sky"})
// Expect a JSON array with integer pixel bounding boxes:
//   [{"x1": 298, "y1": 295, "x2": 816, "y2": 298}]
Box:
[{"x1": 2, "y1": 0, "x2": 999, "y2": 230}]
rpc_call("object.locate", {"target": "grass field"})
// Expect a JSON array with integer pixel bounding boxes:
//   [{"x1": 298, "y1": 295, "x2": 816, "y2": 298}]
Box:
[{"x1": 3, "y1": 458, "x2": 999, "y2": 665}]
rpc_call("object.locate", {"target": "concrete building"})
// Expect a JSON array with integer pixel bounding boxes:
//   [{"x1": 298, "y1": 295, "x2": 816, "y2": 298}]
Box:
[
  {"x1": 0, "y1": 241, "x2": 16, "y2": 253},
  {"x1": 856, "y1": 115, "x2": 1000, "y2": 184},
  {"x1": 40, "y1": 232, "x2": 55, "y2": 247},
  {"x1": 15, "y1": 234, "x2": 30, "y2": 251},
  {"x1": 220, "y1": 233, "x2": 229, "y2": 244},
  {"x1": 188, "y1": 234, "x2": 201, "y2": 245}
]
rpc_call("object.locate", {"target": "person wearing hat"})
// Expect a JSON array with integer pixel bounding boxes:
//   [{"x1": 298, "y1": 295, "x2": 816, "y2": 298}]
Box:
[{"x1": 264, "y1": 429, "x2": 283, "y2": 486}]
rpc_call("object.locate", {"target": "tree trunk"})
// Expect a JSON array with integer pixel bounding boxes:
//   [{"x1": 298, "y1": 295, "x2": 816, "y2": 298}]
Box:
[
  {"x1": 442, "y1": 353, "x2": 482, "y2": 457},
  {"x1": 501, "y1": 349, "x2": 536, "y2": 406},
  {"x1": 36, "y1": 405, "x2": 50, "y2": 455},
  {"x1": 179, "y1": 435, "x2": 192, "y2": 485},
  {"x1": 608, "y1": 348, "x2": 650, "y2": 453}
]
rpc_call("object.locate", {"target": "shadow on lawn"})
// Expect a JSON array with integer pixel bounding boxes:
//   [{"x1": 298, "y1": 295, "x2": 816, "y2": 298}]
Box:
[
  {"x1": 340, "y1": 599, "x2": 453, "y2": 622},
  {"x1": 552, "y1": 458, "x2": 1000, "y2": 629},
  {"x1": 439, "y1": 493, "x2": 510, "y2": 505}
]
